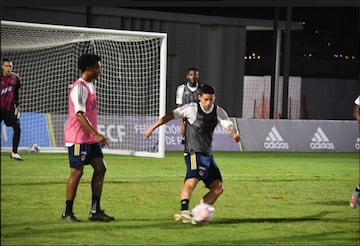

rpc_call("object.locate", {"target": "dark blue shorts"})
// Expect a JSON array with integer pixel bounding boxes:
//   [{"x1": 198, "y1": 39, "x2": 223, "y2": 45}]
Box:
[
  {"x1": 67, "y1": 143, "x2": 103, "y2": 168},
  {"x1": 184, "y1": 151, "x2": 222, "y2": 188}
]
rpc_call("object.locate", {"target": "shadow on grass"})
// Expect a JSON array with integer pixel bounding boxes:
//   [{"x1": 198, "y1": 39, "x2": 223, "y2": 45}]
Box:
[
  {"x1": 211, "y1": 211, "x2": 337, "y2": 225},
  {"x1": 1, "y1": 180, "x2": 140, "y2": 186},
  {"x1": 2, "y1": 217, "x2": 183, "y2": 239},
  {"x1": 310, "y1": 200, "x2": 350, "y2": 207},
  {"x1": 2, "y1": 180, "x2": 178, "y2": 186},
  {"x1": 1, "y1": 211, "x2": 351, "y2": 239}
]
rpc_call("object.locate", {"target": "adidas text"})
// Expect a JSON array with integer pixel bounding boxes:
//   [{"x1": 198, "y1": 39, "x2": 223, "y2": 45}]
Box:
[
  {"x1": 310, "y1": 127, "x2": 335, "y2": 150},
  {"x1": 264, "y1": 141, "x2": 289, "y2": 149},
  {"x1": 310, "y1": 142, "x2": 335, "y2": 150},
  {"x1": 264, "y1": 127, "x2": 289, "y2": 150}
]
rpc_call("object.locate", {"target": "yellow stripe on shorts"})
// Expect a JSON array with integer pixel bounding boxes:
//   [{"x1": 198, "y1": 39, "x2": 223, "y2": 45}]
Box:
[
  {"x1": 74, "y1": 144, "x2": 80, "y2": 156},
  {"x1": 190, "y1": 151, "x2": 197, "y2": 170}
]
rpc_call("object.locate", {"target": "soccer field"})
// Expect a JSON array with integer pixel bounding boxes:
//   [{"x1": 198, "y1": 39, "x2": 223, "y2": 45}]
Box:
[{"x1": 1, "y1": 151, "x2": 359, "y2": 245}]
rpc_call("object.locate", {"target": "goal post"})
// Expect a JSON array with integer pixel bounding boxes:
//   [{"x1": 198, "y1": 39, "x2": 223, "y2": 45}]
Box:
[{"x1": 1, "y1": 20, "x2": 167, "y2": 158}]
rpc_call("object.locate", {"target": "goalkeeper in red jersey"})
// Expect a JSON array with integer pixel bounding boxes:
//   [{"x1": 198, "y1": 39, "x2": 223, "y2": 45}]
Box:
[{"x1": 1, "y1": 58, "x2": 22, "y2": 160}]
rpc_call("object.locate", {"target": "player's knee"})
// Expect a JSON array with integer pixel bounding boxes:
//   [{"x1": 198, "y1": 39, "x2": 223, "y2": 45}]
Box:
[
  {"x1": 212, "y1": 182, "x2": 223, "y2": 196},
  {"x1": 217, "y1": 183, "x2": 224, "y2": 196},
  {"x1": 184, "y1": 178, "x2": 198, "y2": 192},
  {"x1": 71, "y1": 167, "x2": 84, "y2": 178},
  {"x1": 94, "y1": 165, "x2": 106, "y2": 176},
  {"x1": 99, "y1": 164, "x2": 107, "y2": 175},
  {"x1": 92, "y1": 158, "x2": 107, "y2": 175}
]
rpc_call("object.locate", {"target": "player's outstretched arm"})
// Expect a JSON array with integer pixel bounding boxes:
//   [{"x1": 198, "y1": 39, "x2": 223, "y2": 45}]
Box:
[
  {"x1": 144, "y1": 112, "x2": 175, "y2": 138},
  {"x1": 217, "y1": 106, "x2": 241, "y2": 143},
  {"x1": 227, "y1": 125, "x2": 241, "y2": 142}
]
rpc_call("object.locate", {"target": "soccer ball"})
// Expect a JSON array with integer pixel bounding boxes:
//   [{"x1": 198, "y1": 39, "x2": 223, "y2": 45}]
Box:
[
  {"x1": 29, "y1": 144, "x2": 40, "y2": 153},
  {"x1": 191, "y1": 203, "x2": 215, "y2": 223}
]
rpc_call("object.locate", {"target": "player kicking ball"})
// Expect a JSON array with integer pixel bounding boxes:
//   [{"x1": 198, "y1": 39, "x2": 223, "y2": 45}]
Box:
[{"x1": 144, "y1": 84, "x2": 240, "y2": 224}]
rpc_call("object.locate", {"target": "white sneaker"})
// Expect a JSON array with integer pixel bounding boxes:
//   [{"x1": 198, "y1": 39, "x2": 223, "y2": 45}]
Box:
[
  {"x1": 11, "y1": 152, "x2": 23, "y2": 160},
  {"x1": 174, "y1": 210, "x2": 196, "y2": 224}
]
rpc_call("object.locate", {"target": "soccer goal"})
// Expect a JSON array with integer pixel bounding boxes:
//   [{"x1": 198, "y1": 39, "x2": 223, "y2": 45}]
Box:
[{"x1": 1, "y1": 20, "x2": 167, "y2": 158}]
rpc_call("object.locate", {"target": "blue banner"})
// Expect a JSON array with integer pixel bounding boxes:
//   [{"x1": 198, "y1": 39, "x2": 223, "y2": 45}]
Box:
[{"x1": 1, "y1": 112, "x2": 52, "y2": 148}]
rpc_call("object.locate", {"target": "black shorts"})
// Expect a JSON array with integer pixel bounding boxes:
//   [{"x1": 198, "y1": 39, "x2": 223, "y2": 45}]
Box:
[
  {"x1": 67, "y1": 143, "x2": 103, "y2": 168},
  {"x1": 1, "y1": 111, "x2": 19, "y2": 127}
]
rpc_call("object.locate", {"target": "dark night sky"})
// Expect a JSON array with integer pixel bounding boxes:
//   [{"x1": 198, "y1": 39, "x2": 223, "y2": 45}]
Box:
[{"x1": 135, "y1": 7, "x2": 359, "y2": 60}]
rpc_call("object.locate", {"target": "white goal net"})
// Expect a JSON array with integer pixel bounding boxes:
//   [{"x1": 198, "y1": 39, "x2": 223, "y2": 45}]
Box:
[{"x1": 1, "y1": 20, "x2": 167, "y2": 157}]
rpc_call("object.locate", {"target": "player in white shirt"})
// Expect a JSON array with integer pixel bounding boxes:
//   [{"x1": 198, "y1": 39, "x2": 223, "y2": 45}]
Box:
[
  {"x1": 175, "y1": 68, "x2": 201, "y2": 141},
  {"x1": 145, "y1": 84, "x2": 240, "y2": 223}
]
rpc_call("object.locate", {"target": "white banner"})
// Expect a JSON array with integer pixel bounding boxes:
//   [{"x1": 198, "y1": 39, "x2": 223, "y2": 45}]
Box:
[{"x1": 237, "y1": 118, "x2": 359, "y2": 152}]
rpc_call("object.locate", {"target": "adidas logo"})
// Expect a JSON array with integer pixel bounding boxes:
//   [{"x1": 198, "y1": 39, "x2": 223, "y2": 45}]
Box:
[
  {"x1": 264, "y1": 127, "x2": 289, "y2": 149},
  {"x1": 355, "y1": 137, "x2": 360, "y2": 150},
  {"x1": 310, "y1": 127, "x2": 335, "y2": 150}
]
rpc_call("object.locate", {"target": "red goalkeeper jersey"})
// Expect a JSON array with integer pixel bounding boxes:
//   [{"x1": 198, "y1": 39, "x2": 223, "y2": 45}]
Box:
[{"x1": 1, "y1": 73, "x2": 20, "y2": 112}]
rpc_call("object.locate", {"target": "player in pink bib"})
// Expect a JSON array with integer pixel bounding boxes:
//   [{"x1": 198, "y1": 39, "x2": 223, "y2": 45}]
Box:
[
  {"x1": 64, "y1": 79, "x2": 98, "y2": 144},
  {"x1": 62, "y1": 54, "x2": 115, "y2": 222}
]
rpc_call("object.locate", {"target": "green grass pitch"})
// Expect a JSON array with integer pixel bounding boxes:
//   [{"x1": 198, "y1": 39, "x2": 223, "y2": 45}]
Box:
[{"x1": 1, "y1": 151, "x2": 359, "y2": 245}]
